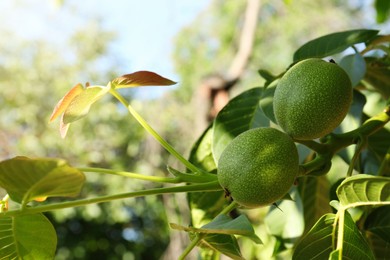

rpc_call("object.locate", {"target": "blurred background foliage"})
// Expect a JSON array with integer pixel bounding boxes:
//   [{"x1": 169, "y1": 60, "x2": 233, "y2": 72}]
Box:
[{"x1": 0, "y1": 0, "x2": 389, "y2": 259}]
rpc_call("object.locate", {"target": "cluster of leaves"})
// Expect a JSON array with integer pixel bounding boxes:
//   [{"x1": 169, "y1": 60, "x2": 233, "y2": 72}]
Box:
[
  {"x1": 0, "y1": 29, "x2": 390, "y2": 259},
  {"x1": 187, "y1": 29, "x2": 390, "y2": 259}
]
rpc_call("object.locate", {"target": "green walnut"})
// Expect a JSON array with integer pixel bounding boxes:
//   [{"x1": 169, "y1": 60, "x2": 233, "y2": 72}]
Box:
[
  {"x1": 273, "y1": 58, "x2": 353, "y2": 140},
  {"x1": 217, "y1": 127, "x2": 299, "y2": 208}
]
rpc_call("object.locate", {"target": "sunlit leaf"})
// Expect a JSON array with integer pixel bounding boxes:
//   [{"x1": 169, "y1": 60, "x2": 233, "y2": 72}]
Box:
[
  {"x1": 170, "y1": 214, "x2": 262, "y2": 244},
  {"x1": 212, "y1": 87, "x2": 269, "y2": 163},
  {"x1": 0, "y1": 214, "x2": 57, "y2": 259},
  {"x1": 375, "y1": 0, "x2": 390, "y2": 23},
  {"x1": 62, "y1": 85, "x2": 109, "y2": 124},
  {"x1": 292, "y1": 213, "x2": 334, "y2": 259},
  {"x1": 293, "y1": 212, "x2": 375, "y2": 259},
  {"x1": 0, "y1": 157, "x2": 85, "y2": 205},
  {"x1": 111, "y1": 71, "x2": 176, "y2": 89},
  {"x1": 293, "y1": 29, "x2": 379, "y2": 62},
  {"x1": 336, "y1": 174, "x2": 390, "y2": 207},
  {"x1": 49, "y1": 83, "x2": 83, "y2": 122},
  {"x1": 188, "y1": 124, "x2": 217, "y2": 173},
  {"x1": 339, "y1": 53, "x2": 366, "y2": 87},
  {"x1": 330, "y1": 211, "x2": 375, "y2": 260}
]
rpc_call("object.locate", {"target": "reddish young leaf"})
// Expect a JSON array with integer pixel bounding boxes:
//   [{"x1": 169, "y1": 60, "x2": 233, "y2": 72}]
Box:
[
  {"x1": 49, "y1": 83, "x2": 84, "y2": 122},
  {"x1": 111, "y1": 71, "x2": 176, "y2": 89}
]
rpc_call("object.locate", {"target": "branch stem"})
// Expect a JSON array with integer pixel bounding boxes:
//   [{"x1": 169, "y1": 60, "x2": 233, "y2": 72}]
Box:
[
  {"x1": 0, "y1": 181, "x2": 222, "y2": 218},
  {"x1": 78, "y1": 167, "x2": 181, "y2": 183},
  {"x1": 109, "y1": 88, "x2": 200, "y2": 173}
]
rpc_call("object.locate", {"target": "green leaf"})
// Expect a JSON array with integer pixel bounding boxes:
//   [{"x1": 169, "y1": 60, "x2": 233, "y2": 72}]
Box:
[
  {"x1": 0, "y1": 213, "x2": 57, "y2": 259},
  {"x1": 332, "y1": 211, "x2": 375, "y2": 260},
  {"x1": 259, "y1": 79, "x2": 278, "y2": 124},
  {"x1": 293, "y1": 29, "x2": 379, "y2": 62},
  {"x1": 258, "y1": 69, "x2": 277, "y2": 85},
  {"x1": 188, "y1": 124, "x2": 217, "y2": 173},
  {"x1": 62, "y1": 85, "x2": 109, "y2": 124},
  {"x1": 170, "y1": 214, "x2": 262, "y2": 244},
  {"x1": 200, "y1": 234, "x2": 244, "y2": 260},
  {"x1": 364, "y1": 58, "x2": 390, "y2": 100},
  {"x1": 298, "y1": 175, "x2": 332, "y2": 234},
  {"x1": 212, "y1": 87, "x2": 269, "y2": 163},
  {"x1": 293, "y1": 212, "x2": 375, "y2": 260},
  {"x1": 365, "y1": 206, "x2": 390, "y2": 242},
  {"x1": 367, "y1": 127, "x2": 390, "y2": 173},
  {"x1": 0, "y1": 157, "x2": 85, "y2": 205},
  {"x1": 111, "y1": 71, "x2": 176, "y2": 89},
  {"x1": 337, "y1": 174, "x2": 390, "y2": 207},
  {"x1": 292, "y1": 213, "x2": 335, "y2": 259},
  {"x1": 339, "y1": 53, "x2": 366, "y2": 87},
  {"x1": 375, "y1": 0, "x2": 390, "y2": 23}
]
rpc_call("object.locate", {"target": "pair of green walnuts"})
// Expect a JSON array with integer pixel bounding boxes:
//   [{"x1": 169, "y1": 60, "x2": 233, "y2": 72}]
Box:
[{"x1": 218, "y1": 58, "x2": 353, "y2": 208}]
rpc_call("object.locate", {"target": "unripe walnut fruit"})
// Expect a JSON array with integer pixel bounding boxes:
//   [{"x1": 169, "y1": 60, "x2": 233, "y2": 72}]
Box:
[{"x1": 273, "y1": 58, "x2": 353, "y2": 140}]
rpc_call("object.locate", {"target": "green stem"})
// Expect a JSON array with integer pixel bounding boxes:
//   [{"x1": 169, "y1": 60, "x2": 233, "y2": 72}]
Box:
[
  {"x1": 377, "y1": 146, "x2": 390, "y2": 176},
  {"x1": 299, "y1": 106, "x2": 390, "y2": 176},
  {"x1": 346, "y1": 135, "x2": 366, "y2": 177},
  {"x1": 179, "y1": 233, "x2": 206, "y2": 260},
  {"x1": 220, "y1": 200, "x2": 238, "y2": 215},
  {"x1": 78, "y1": 167, "x2": 181, "y2": 184},
  {"x1": 336, "y1": 209, "x2": 345, "y2": 260},
  {"x1": 109, "y1": 88, "x2": 200, "y2": 173},
  {"x1": 0, "y1": 181, "x2": 222, "y2": 218}
]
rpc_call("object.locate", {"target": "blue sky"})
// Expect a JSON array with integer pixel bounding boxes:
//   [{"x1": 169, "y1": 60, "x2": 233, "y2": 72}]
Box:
[{"x1": 0, "y1": 0, "x2": 210, "y2": 96}]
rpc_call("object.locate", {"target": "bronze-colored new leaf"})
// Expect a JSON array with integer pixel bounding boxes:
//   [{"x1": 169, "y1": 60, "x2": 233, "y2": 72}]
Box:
[
  {"x1": 111, "y1": 71, "x2": 176, "y2": 89},
  {"x1": 49, "y1": 83, "x2": 84, "y2": 122}
]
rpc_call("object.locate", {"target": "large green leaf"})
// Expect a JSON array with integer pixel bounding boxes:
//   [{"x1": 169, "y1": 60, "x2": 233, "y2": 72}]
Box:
[
  {"x1": 212, "y1": 87, "x2": 269, "y2": 163},
  {"x1": 0, "y1": 213, "x2": 57, "y2": 259},
  {"x1": 298, "y1": 175, "x2": 332, "y2": 234},
  {"x1": 336, "y1": 174, "x2": 390, "y2": 207},
  {"x1": 292, "y1": 213, "x2": 335, "y2": 259},
  {"x1": 329, "y1": 211, "x2": 375, "y2": 260},
  {"x1": 188, "y1": 125, "x2": 227, "y2": 228},
  {"x1": 293, "y1": 212, "x2": 375, "y2": 259},
  {"x1": 293, "y1": 29, "x2": 379, "y2": 62},
  {"x1": 0, "y1": 157, "x2": 85, "y2": 205}
]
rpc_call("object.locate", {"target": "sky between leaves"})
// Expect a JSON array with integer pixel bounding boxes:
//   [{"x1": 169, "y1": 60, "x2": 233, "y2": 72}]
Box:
[{"x1": 0, "y1": 0, "x2": 209, "y2": 98}]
